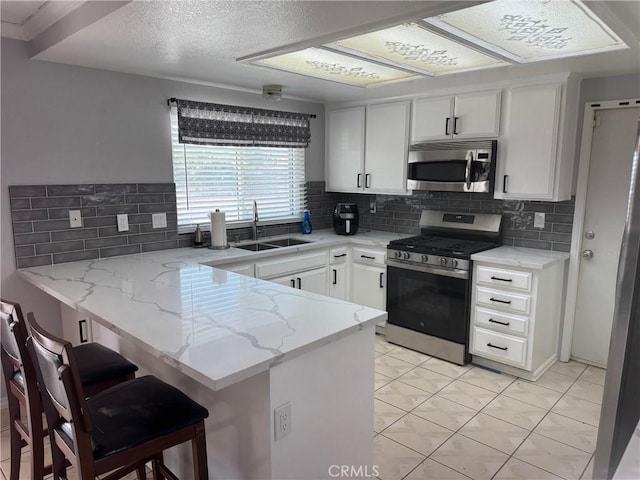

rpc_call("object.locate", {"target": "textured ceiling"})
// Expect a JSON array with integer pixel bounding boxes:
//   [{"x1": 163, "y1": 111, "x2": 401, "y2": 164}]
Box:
[
  {"x1": 25, "y1": 1, "x2": 640, "y2": 103},
  {"x1": 0, "y1": 1, "x2": 46, "y2": 25}
]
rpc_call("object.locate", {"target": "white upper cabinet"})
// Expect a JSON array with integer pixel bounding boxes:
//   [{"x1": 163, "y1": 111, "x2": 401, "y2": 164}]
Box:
[
  {"x1": 326, "y1": 100, "x2": 409, "y2": 194},
  {"x1": 364, "y1": 101, "x2": 410, "y2": 194},
  {"x1": 495, "y1": 76, "x2": 578, "y2": 201},
  {"x1": 326, "y1": 106, "x2": 365, "y2": 192},
  {"x1": 411, "y1": 90, "x2": 501, "y2": 142}
]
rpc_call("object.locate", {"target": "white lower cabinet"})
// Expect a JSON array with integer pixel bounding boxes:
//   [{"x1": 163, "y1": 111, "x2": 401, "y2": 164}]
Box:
[
  {"x1": 470, "y1": 255, "x2": 566, "y2": 380},
  {"x1": 60, "y1": 302, "x2": 92, "y2": 345},
  {"x1": 271, "y1": 267, "x2": 328, "y2": 295},
  {"x1": 351, "y1": 263, "x2": 386, "y2": 311},
  {"x1": 256, "y1": 251, "x2": 328, "y2": 296},
  {"x1": 329, "y1": 247, "x2": 349, "y2": 300}
]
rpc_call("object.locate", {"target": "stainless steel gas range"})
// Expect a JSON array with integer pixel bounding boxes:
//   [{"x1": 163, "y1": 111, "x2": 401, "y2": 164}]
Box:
[{"x1": 385, "y1": 210, "x2": 503, "y2": 365}]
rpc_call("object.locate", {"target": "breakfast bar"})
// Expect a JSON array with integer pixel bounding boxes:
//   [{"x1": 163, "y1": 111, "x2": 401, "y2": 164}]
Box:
[{"x1": 17, "y1": 245, "x2": 387, "y2": 479}]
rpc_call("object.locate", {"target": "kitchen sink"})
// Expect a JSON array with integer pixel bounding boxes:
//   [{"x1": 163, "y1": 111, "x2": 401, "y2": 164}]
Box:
[
  {"x1": 235, "y1": 243, "x2": 279, "y2": 251},
  {"x1": 263, "y1": 238, "x2": 312, "y2": 247}
]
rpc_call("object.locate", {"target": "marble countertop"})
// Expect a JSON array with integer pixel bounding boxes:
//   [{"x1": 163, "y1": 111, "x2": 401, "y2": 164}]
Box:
[
  {"x1": 471, "y1": 246, "x2": 570, "y2": 270},
  {"x1": 17, "y1": 229, "x2": 395, "y2": 391}
]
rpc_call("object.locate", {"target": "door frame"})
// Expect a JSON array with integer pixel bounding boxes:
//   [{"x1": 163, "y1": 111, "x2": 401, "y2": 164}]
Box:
[{"x1": 560, "y1": 98, "x2": 640, "y2": 362}]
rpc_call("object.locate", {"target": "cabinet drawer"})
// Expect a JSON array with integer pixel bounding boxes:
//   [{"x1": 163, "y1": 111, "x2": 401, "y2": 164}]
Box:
[
  {"x1": 474, "y1": 307, "x2": 528, "y2": 336},
  {"x1": 330, "y1": 247, "x2": 348, "y2": 265},
  {"x1": 471, "y1": 327, "x2": 527, "y2": 368},
  {"x1": 256, "y1": 252, "x2": 327, "y2": 279},
  {"x1": 476, "y1": 266, "x2": 532, "y2": 292},
  {"x1": 476, "y1": 287, "x2": 531, "y2": 315},
  {"x1": 352, "y1": 247, "x2": 386, "y2": 265}
]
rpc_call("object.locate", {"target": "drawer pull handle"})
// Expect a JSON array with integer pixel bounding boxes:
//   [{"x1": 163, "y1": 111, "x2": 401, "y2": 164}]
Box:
[
  {"x1": 490, "y1": 297, "x2": 512, "y2": 305},
  {"x1": 379, "y1": 272, "x2": 384, "y2": 288},
  {"x1": 490, "y1": 276, "x2": 513, "y2": 282},
  {"x1": 487, "y1": 343, "x2": 508, "y2": 351},
  {"x1": 333, "y1": 269, "x2": 337, "y2": 285},
  {"x1": 296, "y1": 277, "x2": 302, "y2": 289},
  {"x1": 489, "y1": 318, "x2": 510, "y2": 326},
  {"x1": 361, "y1": 255, "x2": 375, "y2": 260},
  {"x1": 290, "y1": 279, "x2": 295, "y2": 288},
  {"x1": 333, "y1": 253, "x2": 347, "y2": 258}
]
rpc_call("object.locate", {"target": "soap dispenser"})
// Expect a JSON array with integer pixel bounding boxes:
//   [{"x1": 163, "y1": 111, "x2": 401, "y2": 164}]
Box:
[{"x1": 301, "y1": 210, "x2": 312, "y2": 234}]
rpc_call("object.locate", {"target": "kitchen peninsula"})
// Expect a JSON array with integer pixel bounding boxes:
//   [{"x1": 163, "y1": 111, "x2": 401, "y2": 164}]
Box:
[{"x1": 17, "y1": 235, "x2": 389, "y2": 480}]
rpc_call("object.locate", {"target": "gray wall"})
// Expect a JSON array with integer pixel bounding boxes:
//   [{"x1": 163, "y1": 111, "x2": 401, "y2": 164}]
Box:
[{"x1": 1, "y1": 38, "x2": 324, "y2": 339}]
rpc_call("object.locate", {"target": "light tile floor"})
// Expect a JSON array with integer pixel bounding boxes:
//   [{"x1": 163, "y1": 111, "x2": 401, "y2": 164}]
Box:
[
  {"x1": 0, "y1": 335, "x2": 606, "y2": 480},
  {"x1": 374, "y1": 335, "x2": 604, "y2": 480}
]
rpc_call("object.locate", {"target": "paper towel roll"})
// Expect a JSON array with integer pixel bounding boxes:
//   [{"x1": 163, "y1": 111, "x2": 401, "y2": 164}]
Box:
[{"x1": 209, "y1": 210, "x2": 227, "y2": 248}]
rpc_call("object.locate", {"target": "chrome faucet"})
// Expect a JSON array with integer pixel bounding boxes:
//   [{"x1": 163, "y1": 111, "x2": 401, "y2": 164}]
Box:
[{"x1": 252, "y1": 200, "x2": 259, "y2": 241}]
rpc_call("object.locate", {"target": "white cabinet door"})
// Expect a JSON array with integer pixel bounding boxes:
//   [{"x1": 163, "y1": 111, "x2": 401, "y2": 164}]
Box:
[
  {"x1": 270, "y1": 275, "x2": 297, "y2": 289},
  {"x1": 411, "y1": 96, "x2": 454, "y2": 142},
  {"x1": 326, "y1": 106, "x2": 365, "y2": 192},
  {"x1": 351, "y1": 263, "x2": 386, "y2": 311},
  {"x1": 296, "y1": 267, "x2": 328, "y2": 296},
  {"x1": 496, "y1": 83, "x2": 562, "y2": 200},
  {"x1": 60, "y1": 303, "x2": 92, "y2": 345},
  {"x1": 365, "y1": 101, "x2": 410, "y2": 194},
  {"x1": 453, "y1": 90, "x2": 501, "y2": 139},
  {"x1": 329, "y1": 262, "x2": 348, "y2": 300}
]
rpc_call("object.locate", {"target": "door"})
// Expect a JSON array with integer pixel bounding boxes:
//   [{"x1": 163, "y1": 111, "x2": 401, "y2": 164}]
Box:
[
  {"x1": 453, "y1": 90, "x2": 501, "y2": 139},
  {"x1": 296, "y1": 267, "x2": 328, "y2": 296},
  {"x1": 365, "y1": 101, "x2": 409, "y2": 194},
  {"x1": 572, "y1": 107, "x2": 640, "y2": 366},
  {"x1": 329, "y1": 262, "x2": 347, "y2": 300},
  {"x1": 352, "y1": 263, "x2": 386, "y2": 310},
  {"x1": 326, "y1": 106, "x2": 365, "y2": 192},
  {"x1": 411, "y1": 96, "x2": 454, "y2": 142}
]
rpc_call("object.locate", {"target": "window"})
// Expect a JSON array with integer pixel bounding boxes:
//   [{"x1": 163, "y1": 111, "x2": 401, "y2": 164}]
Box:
[{"x1": 170, "y1": 109, "x2": 307, "y2": 233}]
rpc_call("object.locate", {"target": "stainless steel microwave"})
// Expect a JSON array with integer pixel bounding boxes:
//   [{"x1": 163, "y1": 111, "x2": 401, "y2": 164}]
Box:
[{"x1": 407, "y1": 139, "x2": 497, "y2": 193}]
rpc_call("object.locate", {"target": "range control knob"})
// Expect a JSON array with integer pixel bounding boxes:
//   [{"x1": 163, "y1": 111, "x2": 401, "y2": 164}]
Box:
[
  {"x1": 403, "y1": 252, "x2": 411, "y2": 260},
  {"x1": 451, "y1": 259, "x2": 458, "y2": 268},
  {"x1": 395, "y1": 251, "x2": 402, "y2": 259},
  {"x1": 421, "y1": 255, "x2": 429, "y2": 263},
  {"x1": 440, "y1": 257, "x2": 448, "y2": 267}
]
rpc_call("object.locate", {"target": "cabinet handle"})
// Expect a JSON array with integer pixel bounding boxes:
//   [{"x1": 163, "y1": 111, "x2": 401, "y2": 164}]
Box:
[
  {"x1": 445, "y1": 117, "x2": 450, "y2": 135},
  {"x1": 488, "y1": 318, "x2": 511, "y2": 326},
  {"x1": 453, "y1": 116, "x2": 459, "y2": 135},
  {"x1": 79, "y1": 319, "x2": 88, "y2": 344},
  {"x1": 365, "y1": 173, "x2": 371, "y2": 188},
  {"x1": 357, "y1": 173, "x2": 362, "y2": 188},
  {"x1": 503, "y1": 175, "x2": 509, "y2": 194},
  {"x1": 490, "y1": 297, "x2": 512, "y2": 305},
  {"x1": 490, "y1": 276, "x2": 513, "y2": 283},
  {"x1": 290, "y1": 279, "x2": 295, "y2": 288},
  {"x1": 333, "y1": 269, "x2": 337, "y2": 285},
  {"x1": 379, "y1": 272, "x2": 384, "y2": 288},
  {"x1": 487, "y1": 343, "x2": 508, "y2": 351},
  {"x1": 297, "y1": 277, "x2": 302, "y2": 289},
  {"x1": 361, "y1": 255, "x2": 375, "y2": 260},
  {"x1": 333, "y1": 253, "x2": 347, "y2": 258}
]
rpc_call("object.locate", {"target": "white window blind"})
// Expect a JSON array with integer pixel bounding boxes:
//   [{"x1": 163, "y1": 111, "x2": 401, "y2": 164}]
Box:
[{"x1": 170, "y1": 110, "x2": 306, "y2": 233}]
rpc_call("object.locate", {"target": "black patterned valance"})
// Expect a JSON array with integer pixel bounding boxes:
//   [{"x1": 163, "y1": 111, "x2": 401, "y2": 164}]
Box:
[{"x1": 170, "y1": 98, "x2": 316, "y2": 148}]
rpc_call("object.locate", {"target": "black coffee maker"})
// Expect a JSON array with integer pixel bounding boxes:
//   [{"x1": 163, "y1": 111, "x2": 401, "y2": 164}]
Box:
[{"x1": 333, "y1": 203, "x2": 359, "y2": 235}]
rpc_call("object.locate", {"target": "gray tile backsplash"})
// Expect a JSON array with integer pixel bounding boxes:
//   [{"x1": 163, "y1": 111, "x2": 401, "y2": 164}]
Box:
[
  {"x1": 9, "y1": 183, "x2": 177, "y2": 268},
  {"x1": 311, "y1": 182, "x2": 575, "y2": 252}
]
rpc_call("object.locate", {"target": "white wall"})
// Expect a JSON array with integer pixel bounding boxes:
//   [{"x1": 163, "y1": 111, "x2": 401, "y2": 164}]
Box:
[{"x1": 0, "y1": 38, "x2": 324, "y2": 339}]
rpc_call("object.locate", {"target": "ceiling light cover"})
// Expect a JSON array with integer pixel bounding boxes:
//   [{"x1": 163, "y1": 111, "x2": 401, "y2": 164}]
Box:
[
  {"x1": 425, "y1": 0, "x2": 628, "y2": 62},
  {"x1": 254, "y1": 47, "x2": 416, "y2": 86},
  {"x1": 326, "y1": 23, "x2": 508, "y2": 75}
]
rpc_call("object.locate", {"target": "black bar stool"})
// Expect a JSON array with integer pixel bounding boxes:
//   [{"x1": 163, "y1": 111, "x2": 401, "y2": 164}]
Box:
[
  {"x1": 26, "y1": 310, "x2": 209, "y2": 480},
  {"x1": 0, "y1": 300, "x2": 139, "y2": 480}
]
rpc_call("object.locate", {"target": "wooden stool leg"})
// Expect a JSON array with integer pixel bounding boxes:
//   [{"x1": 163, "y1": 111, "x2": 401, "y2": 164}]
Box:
[
  {"x1": 151, "y1": 453, "x2": 164, "y2": 480},
  {"x1": 49, "y1": 437, "x2": 67, "y2": 480},
  {"x1": 136, "y1": 464, "x2": 147, "y2": 480},
  {"x1": 8, "y1": 395, "x2": 22, "y2": 480},
  {"x1": 192, "y1": 422, "x2": 208, "y2": 480},
  {"x1": 27, "y1": 403, "x2": 45, "y2": 480}
]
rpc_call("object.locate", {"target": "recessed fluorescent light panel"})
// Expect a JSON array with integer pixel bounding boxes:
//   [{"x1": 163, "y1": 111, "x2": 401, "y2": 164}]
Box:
[
  {"x1": 425, "y1": 0, "x2": 628, "y2": 63},
  {"x1": 253, "y1": 47, "x2": 416, "y2": 86},
  {"x1": 326, "y1": 23, "x2": 508, "y2": 75}
]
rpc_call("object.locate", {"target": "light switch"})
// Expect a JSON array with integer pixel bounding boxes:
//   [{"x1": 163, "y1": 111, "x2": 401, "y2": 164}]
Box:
[
  {"x1": 152, "y1": 213, "x2": 167, "y2": 229},
  {"x1": 534, "y1": 212, "x2": 545, "y2": 229},
  {"x1": 69, "y1": 210, "x2": 82, "y2": 228},
  {"x1": 117, "y1": 214, "x2": 129, "y2": 232}
]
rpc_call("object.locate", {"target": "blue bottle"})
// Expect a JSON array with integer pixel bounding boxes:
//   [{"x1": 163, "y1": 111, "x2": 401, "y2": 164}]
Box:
[{"x1": 301, "y1": 210, "x2": 312, "y2": 234}]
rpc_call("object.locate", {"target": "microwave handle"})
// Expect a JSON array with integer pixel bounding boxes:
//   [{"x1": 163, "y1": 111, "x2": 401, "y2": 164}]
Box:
[{"x1": 465, "y1": 151, "x2": 473, "y2": 191}]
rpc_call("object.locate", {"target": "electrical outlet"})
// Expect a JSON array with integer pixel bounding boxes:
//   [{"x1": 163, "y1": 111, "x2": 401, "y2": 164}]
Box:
[
  {"x1": 117, "y1": 214, "x2": 129, "y2": 232},
  {"x1": 69, "y1": 210, "x2": 82, "y2": 228},
  {"x1": 152, "y1": 212, "x2": 167, "y2": 229},
  {"x1": 369, "y1": 200, "x2": 377, "y2": 214},
  {"x1": 534, "y1": 212, "x2": 546, "y2": 229},
  {"x1": 274, "y1": 402, "x2": 292, "y2": 441}
]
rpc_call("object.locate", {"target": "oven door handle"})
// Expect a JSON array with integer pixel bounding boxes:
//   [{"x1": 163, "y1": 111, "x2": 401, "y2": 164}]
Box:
[
  {"x1": 465, "y1": 150, "x2": 473, "y2": 191},
  {"x1": 387, "y1": 259, "x2": 469, "y2": 280}
]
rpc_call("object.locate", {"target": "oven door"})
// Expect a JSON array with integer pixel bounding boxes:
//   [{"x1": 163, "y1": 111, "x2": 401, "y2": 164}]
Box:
[{"x1": 386, "y1": 264, "x2": 470, "y2": 344}]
